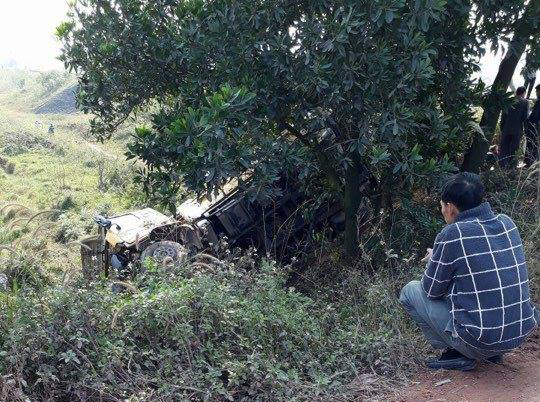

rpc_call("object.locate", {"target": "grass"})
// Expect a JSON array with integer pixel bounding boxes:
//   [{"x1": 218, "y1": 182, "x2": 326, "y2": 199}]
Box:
[{"x1": 0, "y1": 69, "x2": 147, "y2": 277}]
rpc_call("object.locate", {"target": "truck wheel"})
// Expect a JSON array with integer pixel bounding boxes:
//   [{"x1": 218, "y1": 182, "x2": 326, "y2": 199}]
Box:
[{"x1": 140, "y1": 241, "x2": 187, "y2": 267}]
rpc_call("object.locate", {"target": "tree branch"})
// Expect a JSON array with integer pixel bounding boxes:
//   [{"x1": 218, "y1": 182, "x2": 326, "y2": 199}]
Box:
[{"x1": 280, "y1": 121, "x2": 342, "y2": 190}]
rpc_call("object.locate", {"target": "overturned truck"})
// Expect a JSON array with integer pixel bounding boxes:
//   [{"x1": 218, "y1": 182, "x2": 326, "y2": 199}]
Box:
[{"x1": 81, "y1": 176, "x2": 345, "y2": 280}]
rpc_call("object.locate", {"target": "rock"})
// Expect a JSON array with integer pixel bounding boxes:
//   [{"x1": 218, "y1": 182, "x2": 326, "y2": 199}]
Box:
[{"x1": 435, "y1": 379, "x2": 452, "y2": 387}]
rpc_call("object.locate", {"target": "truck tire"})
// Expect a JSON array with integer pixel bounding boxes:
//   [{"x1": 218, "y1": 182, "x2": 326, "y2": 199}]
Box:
[{"x1": 140, "y1": 241, "x2": 187, "y2": 267}]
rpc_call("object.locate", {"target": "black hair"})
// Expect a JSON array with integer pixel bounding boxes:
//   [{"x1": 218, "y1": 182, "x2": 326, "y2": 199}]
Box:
[
  {"x1": 441, "y1": 172, "x2": 484, "y2": 212},
  {"x1": 536, "y1": 84, "x2": 540, "y2": 90},
  {"x1": 516, "y1": 86, "x2": 526, "y2": 96}
]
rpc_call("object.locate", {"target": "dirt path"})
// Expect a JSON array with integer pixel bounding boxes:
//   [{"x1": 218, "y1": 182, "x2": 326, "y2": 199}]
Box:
[
  {"x1": 393, "y1": 330, "x2": 540, "y2": 402},
  {"x1": 86, "y1": 142, "x2": 117, "y2": 160}
]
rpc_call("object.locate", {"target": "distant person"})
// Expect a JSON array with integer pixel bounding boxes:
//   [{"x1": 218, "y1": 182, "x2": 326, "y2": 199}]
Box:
[
  {"x1": 400, "y1": 173, "x2": 539, "y2": 371},
  {"x1": 524, "y1": 84, "x2": 540, "y2": 167},
  {"x1": 498, "y1": 87, "x2": 529, "y2": 168},
  {"x1": 48, "y1": 124, "x2": 55, "y2": 134}
]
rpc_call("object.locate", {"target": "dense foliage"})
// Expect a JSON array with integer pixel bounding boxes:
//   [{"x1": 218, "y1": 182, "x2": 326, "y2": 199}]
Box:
[
  {"x1": 0, "y1": 260, "x2": 418, "y2": 402},
  {"x1": 59, "y1": 0, "x2": 492, "y2": 255},
  {"x1": 1, "y1": 168, "x2": 539, "y2": 402}
]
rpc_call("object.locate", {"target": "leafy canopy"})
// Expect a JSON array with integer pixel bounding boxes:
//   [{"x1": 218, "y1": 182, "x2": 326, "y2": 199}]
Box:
[{"x1": 59, "y1": 0, "x2": 462, "y2": 209}]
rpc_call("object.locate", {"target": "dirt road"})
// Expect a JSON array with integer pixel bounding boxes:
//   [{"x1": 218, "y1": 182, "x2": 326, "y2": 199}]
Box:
[
  {"x1": 86, "y1": 142, "x2": 117, "y2": 159},
  {"x1": 393, "y1": 330, "x2": 540, "y2": 402}
]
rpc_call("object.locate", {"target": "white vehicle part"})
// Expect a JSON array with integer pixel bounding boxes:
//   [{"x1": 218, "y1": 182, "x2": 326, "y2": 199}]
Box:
[{"x1": 107, "y1": 208, "x2": 175, "y2": 247}]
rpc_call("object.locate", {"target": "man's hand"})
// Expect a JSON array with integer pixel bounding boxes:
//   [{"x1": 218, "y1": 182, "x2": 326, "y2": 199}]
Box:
[{"x1": 421, "y1": 248, "x2": 433, "y2": 263}]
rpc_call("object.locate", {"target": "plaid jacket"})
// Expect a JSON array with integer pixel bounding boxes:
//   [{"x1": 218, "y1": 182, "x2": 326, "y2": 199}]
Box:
[{"x1": 422, "y1": 202, "x2": 538, "y2": 351}]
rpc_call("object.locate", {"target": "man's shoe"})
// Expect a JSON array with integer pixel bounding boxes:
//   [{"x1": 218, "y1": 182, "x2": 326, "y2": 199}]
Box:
[
  {"x1": 425, "y1": 348, "x2": 477, "y2": 371},
  {"x1": 487, "y1": 355, "x2": 503, "y2": 364}
]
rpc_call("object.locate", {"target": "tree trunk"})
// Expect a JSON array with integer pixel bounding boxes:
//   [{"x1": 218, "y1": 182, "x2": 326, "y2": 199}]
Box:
[
  {"x1": 461, "y1": 0, "x2": 540, "y2": 172},
  {"x1": 343, "y1": 156, "x2": 363, "y2": 258}
]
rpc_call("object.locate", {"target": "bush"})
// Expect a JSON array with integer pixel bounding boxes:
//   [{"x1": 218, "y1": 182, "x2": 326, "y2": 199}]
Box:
[
  {"x1": 0, "y1": 167, "x2": 537, "y2": 402},
  {"x1": 54, "y1": 195, "x2": 77, "y2": 212},
  {"x1": 0, "y1": 261, "x2": 404, "y2": 402},
  {"x1": 482, "y1": 165, "x2": 540, "y2": 299},
  {"x1": 97, "y1": 159, "x2": 135, "y2": 192},
  {"x1": 0, "y1": 242, "x2": 51, "y2": 292},
  {"x1": 53, "y1": 208, "x2": 112, "y2": 244},
  {"x1": 5, "y1": 163, "x2": 15, "y2": 174},
  {"x1": 2, "y1": 132, "x2": 55, "y2": 156},
  {"x1": 54, "y1": 218, "x2": 84, "y2": 244},
  {"x1": 0, "y1": 157, "x2": 15, "y2": 174}
]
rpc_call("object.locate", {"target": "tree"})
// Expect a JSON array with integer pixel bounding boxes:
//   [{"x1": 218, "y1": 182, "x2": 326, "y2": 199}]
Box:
[
  {"x1": 522, "y1": 47, "x2": 540, "y2": 98},
  {"x1": 38, "y1": 71, "x2": 64, "y2": 94},
  {"x1": 462, "y1": 0, "x2": 540, "y2": 172},
  {"x1": 60, "y1": 0, "x2": 468, "y2": 258}
]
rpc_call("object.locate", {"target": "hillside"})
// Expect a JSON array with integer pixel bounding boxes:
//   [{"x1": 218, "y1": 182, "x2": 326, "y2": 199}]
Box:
[
  {"x1": 0, "y1": 69, "x2": 145, "y2": 284},
  {"x1": 0, "y1": 69, "x2": 76, "y2": 113},
  {"x1": 34, "y1": 83, "x2": 78, "y2": 114}
]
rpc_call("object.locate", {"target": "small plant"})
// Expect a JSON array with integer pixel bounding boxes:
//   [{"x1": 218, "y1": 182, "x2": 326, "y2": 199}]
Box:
[
  {"x1": 97, "y1": 159, "x2": 133, "y2": 192},
  {"x1": 54, "y1": 217, "x2": 84, "y2": 244},
  {"x1": 0, "y1": 157, "x2": 15, "y2": 174},
  {"x1": 2, "y1": 132, "x2": 55, "y2": 156},
  {"x1": 0, "y1": 240, "x2": 51, "y2": 292},
  {"x1": 54, "y1": 195, "x2": 77, "y2": 211},
  {"x1": 0, "y1": 256, "x2": 406, "y2": 402},
  {"x1": 5, "y1": 163, "x2": 15, "y2": 174}
]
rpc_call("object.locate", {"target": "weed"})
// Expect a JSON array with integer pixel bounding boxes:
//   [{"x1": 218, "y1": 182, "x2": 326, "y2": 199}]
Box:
[
  {"x1": 54, "y1": 214, "x2": 85, "y2": 244},
  {"x1": 54, "y1": 195, "x2": 77, "y2": 211},
  {"x1": 0, "y1": 240, "x2": 51, "y2": 291},
  {"x1": 0, "y1": 259, "x2": 400, "y2": 402},
  {"x1": 97, "y1": 159, "x2": 135, "y2": 192},
  {"x1": 2, "y1": 132, "x2": 55, "y2": 156},
  {"x1": 0, "y1": 157, "x2": 15, "y2": 174}
]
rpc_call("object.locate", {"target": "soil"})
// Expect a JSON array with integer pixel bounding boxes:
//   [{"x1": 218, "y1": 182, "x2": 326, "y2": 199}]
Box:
[
  {"x1": 86, "y1": 142, "x2": 117, "y2": 159},
  {"x1": 34, "y1": 85, "x2": 78, "y2": 114},
  {"x1": 393, "y1": 330, "x2": 540, "y2": 402}
]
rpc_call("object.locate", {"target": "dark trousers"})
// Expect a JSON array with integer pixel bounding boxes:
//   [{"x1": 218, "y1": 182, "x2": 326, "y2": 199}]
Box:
[
  {"x1": 525, "y1": 75, "x2": 537, "y2": 99},
  {"x1": 499, "y1": 131, "x2": 522, "y2": 168},
  {"x1": 524, "y1": 122, "x2": 539, "y2": 166}
]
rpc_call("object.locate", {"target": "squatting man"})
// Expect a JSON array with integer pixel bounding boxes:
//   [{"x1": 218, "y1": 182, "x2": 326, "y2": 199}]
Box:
[{"x1": 400, "y1": 172, "x2": 539, "y2": 371}]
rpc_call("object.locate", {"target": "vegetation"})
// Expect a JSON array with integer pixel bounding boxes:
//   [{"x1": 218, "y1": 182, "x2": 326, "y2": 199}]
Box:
[
  {"x1": 462, "y1": 0, "x2": 540, "y2": 172},
  {"x1": 0, "y1": 72, "x2": 537, "y2": 400},
  {"x1": 58, "y1": 0, "x2": 474, "y2": 257},
  {"x1": 0, "y1": 0, "x2": 538, "y2": 401},
  {"x1": 1, "y1": 162, "x2": 538, "y2": 401},
  {"x1": 0, "y1": 69, "x2": 146, "y2": 292},
  {"x1": 0, "y1": 259, "x2": 416, "y2": 402},
  {"x1": 56, "y1": 0, "x2": 540, "y2": 257}
]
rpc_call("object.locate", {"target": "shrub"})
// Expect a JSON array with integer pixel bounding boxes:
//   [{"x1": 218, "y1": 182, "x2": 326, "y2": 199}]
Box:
[
  {"x1": 97, "y1": 159, "x2": 135, "y2": 192},
  {"x1": 54, "y1": 218, "x2": 84, "y2": 244},
  {"x1": 84, "y1": 159, "x2": 97, "y2": 168},
  {"x1": 2, "y1": 132, "x2": 55, "y2": 156},
  {"x1": 0, "y1": 157, "x2": 15, "y2": 174},
  {"x1": 54, "y1": 195, "x2": 77, "y2": 212},
  {"x1": 0, "y1": 242, "x2": 51, "y2": 292},
  {"x1": 5, "y1": 163, "x2": 15, "y2": 174},
  {"x1": 482, "y1": 165, "x2": 540, "y2": 299},
  {"x1": 0, "y1": 261, "x2": 403, "y2": 402}
]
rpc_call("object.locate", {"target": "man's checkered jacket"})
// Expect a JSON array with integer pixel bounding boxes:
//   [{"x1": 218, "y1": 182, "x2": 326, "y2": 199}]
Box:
[{"x1": 422, "y1": 202, "x2": 538, "y2": 351}]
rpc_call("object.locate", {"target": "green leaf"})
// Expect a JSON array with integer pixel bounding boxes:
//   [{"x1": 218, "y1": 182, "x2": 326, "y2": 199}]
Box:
[{"x1": 371, "y1": 7, "x2": 382, "y2": 22}]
